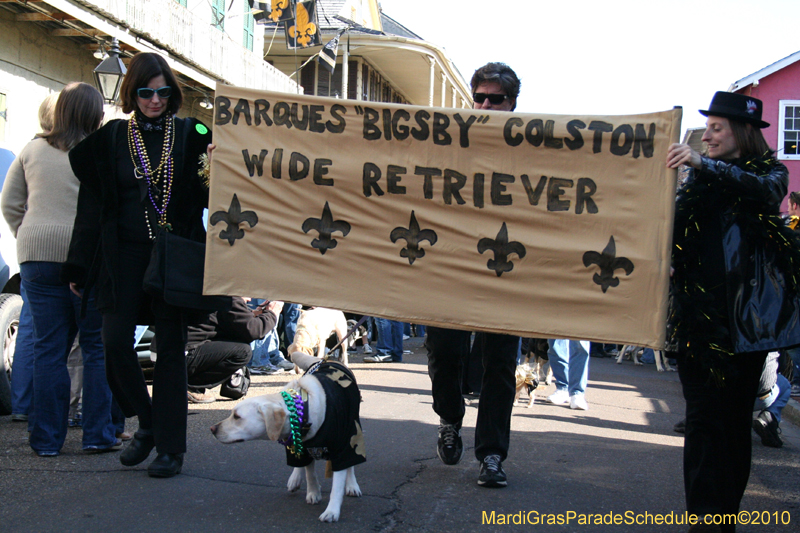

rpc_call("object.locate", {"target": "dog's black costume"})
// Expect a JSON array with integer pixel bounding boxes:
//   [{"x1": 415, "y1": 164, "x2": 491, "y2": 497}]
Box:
[{"x1": 285, "y1": 362, "x2": 366, "y2": 471}]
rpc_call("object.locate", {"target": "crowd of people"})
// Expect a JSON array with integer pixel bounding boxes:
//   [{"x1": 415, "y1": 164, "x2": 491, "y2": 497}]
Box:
[{"x1": 1, "y1": 54, "x2": 798, "y2": 532}]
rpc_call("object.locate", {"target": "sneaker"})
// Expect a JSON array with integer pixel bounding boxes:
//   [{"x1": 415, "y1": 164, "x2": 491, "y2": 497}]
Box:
[
  {"x1": 10, "y1": 414, "x2": 28, "y2": 422},
  {"x1": 477, "y1": 454, "x2": 507, "y2": 488},
  {"x1": 273, "y1": 359, "x2": 296, "y2": 371},
  {"x1": 437, "y1": 420, "x2": 464, "y2": 465},
  {"x1": 753, "y1": 410, "x2": 783, "y2": 448},
  {"x1": 362, "y1": 344, "x2": 373, "y2": 354},
  {"x1": 569, "y1": 394, "x2": 588, "y2": 410},
  {"x1": 791, "y1": 383, "x2": 800, "y2": 398},
  {"x1": 187, "y1": 390, "x2": 216, "y2": 404},
  {"x1": 250, "y1": 365, "x2": 284, "y2": 375},
  {"x1": 403, "y1": 334, "x2": 410, "y2": 340},
  {"x1": 547, "y1": 389, "x2": 570, "y2": 405},
  {"x1": 68, "y1": 413, "x2": 82, "y2": 427},
  {"x1": 363, "y1": 353, "x2": 394, "y2": 363},
  {"x1": 673, "y1": 418, "x2": 686, "y2": 434},
  {"x1": 84, "y1": 438, "x2": 123, "y2": 454}
]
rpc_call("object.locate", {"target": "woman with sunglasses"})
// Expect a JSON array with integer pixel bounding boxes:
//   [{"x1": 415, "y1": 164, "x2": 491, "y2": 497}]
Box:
[
  {"x1": 666, "y1": 92, "x2": 800, "y2": 531},
  {"x1": 63, "y1": 53, "x2": 213, "y2": 477}
]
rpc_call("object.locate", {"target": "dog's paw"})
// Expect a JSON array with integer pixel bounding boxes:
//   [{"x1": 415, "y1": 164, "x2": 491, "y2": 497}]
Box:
[
  {"x1": 345, "y1": 481, "x2": 362, "y2": 497},
  {"x1": 319, "y1": 507, "x2": 340, "y2": 522},
  {"x1": 306, "y1": 488, "x2": 322, "y2": 505},
  {"x1": 287, "y1": 468, "x2": 303, "y2": 492}
]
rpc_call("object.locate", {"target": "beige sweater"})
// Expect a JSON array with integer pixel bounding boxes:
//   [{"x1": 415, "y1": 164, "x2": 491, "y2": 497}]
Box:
[{"x1": 1, "y1": 137, "x2": 80, "y2": 264}]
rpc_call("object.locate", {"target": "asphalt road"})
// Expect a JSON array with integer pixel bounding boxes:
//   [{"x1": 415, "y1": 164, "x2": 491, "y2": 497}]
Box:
[{"x1": 0, "y1": 337, "x2": 798, "y2": 532}]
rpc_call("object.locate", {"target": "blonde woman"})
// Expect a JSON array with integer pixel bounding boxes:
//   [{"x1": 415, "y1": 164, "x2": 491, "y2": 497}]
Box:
[{"x1": 1, "y1": 83, "x2": 118, "y2": 456}]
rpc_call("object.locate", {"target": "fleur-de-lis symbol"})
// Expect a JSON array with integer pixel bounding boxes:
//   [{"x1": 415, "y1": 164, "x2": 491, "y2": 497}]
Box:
[
  {"x1": 302, "y1": 202, "x2": 351, "y2": 255},
  {"x1": 209, "y1": 194, "x2": 258, "y2": 246},
  {"x1": 269, "y1": 0, "x2": 290, "y2": 23},
  {"x1": 390, "y1": 211, "x2": 438, "y2": 265},
  {"x1": 477, "y1": 222, "x2": 527, "y2": 277},
  {"x1": 582, "y1": 236, "x2": 635, "y2": 293},
  {"x1": 289, "y1": 2, "x2": 317, "y2": 48}
]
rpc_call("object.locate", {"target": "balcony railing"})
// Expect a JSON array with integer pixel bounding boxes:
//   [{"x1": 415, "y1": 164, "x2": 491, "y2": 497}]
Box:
[{"x1": 78, "y1": 0, "x2": 299, "y2": 93}]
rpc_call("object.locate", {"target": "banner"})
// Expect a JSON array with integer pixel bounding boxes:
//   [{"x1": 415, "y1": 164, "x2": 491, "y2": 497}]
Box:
[{"x1": 205, "y1": 85, "x2": 681, "y2": 348}]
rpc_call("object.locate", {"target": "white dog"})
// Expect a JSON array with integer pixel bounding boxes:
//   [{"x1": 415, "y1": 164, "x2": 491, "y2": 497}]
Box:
[
  {"x1": 288, "y1": 307, "x2": 350, "y2": 365},
  {"x1": 211, "y1": 352, "x2": 365, "y2": 522},
  {"x1": 616, "y1": 345, "x2": 675, "y2": 371}
]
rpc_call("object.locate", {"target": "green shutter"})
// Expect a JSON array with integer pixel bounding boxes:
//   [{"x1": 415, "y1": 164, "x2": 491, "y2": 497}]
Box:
[{"x1": 243, "y1": 3, "x2": 255, "y2": 51}]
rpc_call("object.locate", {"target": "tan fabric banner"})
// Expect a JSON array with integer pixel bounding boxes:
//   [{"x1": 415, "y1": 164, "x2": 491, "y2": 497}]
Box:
[{"x1": 204, "y1": 85, "x2": 681, "y2": 349}]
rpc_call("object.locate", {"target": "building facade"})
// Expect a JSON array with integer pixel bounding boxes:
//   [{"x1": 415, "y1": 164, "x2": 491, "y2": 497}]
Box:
[
  {"x1": 264, "y1": 0, "x2": 472, "y2": 109},
  {"x1": 0, "y1": 0, "x2": 298, "y2": 155},
  {"x1": 729, "y1": 51, "x2": 800, "y2": 210}
]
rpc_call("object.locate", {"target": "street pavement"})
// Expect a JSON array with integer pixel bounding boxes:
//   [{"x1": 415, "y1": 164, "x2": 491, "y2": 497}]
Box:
[{"x1": 1, "y1": 337, "x2": 798, "y2": 532}]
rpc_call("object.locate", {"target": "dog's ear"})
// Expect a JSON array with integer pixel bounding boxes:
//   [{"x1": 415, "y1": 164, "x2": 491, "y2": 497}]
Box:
[{"x1": 258, "y1": 402, "x2": 287, "y2": 441}]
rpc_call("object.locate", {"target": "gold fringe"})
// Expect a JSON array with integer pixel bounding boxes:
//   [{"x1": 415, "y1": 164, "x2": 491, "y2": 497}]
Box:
[{"x1": 198, "y1": 153, "x2": 211, "y2": 189}]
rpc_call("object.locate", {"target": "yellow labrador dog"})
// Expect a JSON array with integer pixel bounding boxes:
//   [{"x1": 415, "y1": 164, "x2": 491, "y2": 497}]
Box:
[
  {"x1": 288, "y1": 307, "x2": 350, "y2": 365},
  {"x1": 211, "y1": 352, "x2": 365, "y2": 523}
]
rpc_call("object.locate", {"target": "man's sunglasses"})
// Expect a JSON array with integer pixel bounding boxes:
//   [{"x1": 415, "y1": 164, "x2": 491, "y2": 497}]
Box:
[
  {"x1": 473, "y1": 93, "x2": 509, "y2": 105},
  {"x1": 137, "y1": 86, "x2": 172, "y2": 99}
]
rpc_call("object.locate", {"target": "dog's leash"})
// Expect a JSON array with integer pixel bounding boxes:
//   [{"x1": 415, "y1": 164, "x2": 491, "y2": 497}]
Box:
[{"x1": 324, "y1": 315, "x2": 369, "y2": 358}]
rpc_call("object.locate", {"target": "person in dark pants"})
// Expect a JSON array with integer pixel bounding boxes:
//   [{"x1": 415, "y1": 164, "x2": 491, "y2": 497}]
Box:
[
  {"x1": 425, "y1": 62, "x2": 521, "y2": 489},
  {"x1": 62, "y1": 53, "x2": 213, "y2": 478},
  {"x1": 667, "y1": 91, "x2": 800, "y2": 532},
  {"x1": 181, "y1": 298, "x2": 283, "y2": 403}
]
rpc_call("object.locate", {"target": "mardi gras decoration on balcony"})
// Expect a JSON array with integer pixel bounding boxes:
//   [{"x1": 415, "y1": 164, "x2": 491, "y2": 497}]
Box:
[{"x1": 286, "y1": 0, "x2": 321, "y2": 49}]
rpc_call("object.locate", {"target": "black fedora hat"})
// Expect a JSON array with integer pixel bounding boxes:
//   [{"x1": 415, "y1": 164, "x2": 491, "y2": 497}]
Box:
[{"x1": 700, "y1": 91, "x2": 770, "y2": 128}]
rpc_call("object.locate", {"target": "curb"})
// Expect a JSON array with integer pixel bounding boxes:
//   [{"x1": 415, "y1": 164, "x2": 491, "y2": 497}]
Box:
[{"x1": 784, "y1": 397, "x2": 800, "y2": 427}]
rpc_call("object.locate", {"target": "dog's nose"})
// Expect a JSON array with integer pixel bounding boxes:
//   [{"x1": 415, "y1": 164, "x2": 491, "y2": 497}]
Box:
[{"x1": 210, "y1": 424, "x2": 218, "y2": 435}]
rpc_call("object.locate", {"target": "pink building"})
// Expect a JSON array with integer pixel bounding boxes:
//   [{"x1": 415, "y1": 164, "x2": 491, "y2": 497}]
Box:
[{"x1": 730, "y1": 51, "x2": 800, "y2": 212}]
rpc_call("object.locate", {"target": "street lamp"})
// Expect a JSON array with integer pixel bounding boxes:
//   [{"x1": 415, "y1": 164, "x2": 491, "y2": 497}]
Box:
[{"x1": 93, "y1": 38, "x2": 126, "y2": 104}]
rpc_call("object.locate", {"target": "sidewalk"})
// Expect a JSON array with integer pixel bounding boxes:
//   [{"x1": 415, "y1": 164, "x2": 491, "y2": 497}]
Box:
[{"x1": 0, "y1": 336, "x2": 797, "y2": 532}]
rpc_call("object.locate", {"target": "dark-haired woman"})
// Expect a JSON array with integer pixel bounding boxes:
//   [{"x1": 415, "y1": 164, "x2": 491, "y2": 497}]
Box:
[
  {"x1": 1, "y1": 82, "x2": 119, "y2": 456},
  {"x1": 63, "y1": 53, "x2": 212, "y2": 477},
  {"x1": 666, "y1": 92, "x2": 800, "y2": 532}
]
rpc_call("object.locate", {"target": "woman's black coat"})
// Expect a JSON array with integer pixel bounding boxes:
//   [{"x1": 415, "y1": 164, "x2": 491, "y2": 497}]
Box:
[
  {"x1": 62, "y1": 117, "x2": 212, "y2": 316},
  {"x1": 673, "y1": 156, "x2": 800, "y2": 353}
]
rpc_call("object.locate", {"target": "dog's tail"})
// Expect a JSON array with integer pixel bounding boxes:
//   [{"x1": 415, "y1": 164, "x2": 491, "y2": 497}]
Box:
[{"x1": 290, "y1": 351, "x2": 321, "y2": 371}]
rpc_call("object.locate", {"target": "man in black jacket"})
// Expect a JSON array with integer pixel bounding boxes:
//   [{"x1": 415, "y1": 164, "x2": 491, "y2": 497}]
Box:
[{"x1": 183, "y1": 297, "x2": 283, "y2": 403}]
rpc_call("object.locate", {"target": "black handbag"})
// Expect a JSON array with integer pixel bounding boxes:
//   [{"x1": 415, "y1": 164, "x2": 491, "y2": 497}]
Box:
[
  {"x1": 219, "y1": 367, "x2": 251, "y2": 400},
  {"x1": 143, "y1": 230, "x2": 230, "y2": 311}
]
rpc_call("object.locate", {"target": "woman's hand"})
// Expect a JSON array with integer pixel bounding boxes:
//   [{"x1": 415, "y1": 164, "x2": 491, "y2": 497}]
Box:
[
  {"x1": 206, "y1": 144, "x2": 216, "y2": 162},
  {"x1": 666, "y1": 143, "x2": 702, "y2": 169},
  {"x1": 69, "y1": 282, "x2": 83, "y2": 298}
]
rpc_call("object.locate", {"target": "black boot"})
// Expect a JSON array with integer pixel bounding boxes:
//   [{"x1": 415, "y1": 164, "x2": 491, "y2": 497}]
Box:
[
  {"x1": 147, "y1": 453, "x2": 184, "y2": 478},
  {"x1": 120, "y1": 430, "x2": 155, "y2": 467}
]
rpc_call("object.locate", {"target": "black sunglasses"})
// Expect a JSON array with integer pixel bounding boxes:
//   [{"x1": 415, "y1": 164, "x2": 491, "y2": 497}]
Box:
[
  {"x1": 473, "y1": 93, "x2": 509, "y2": 105},
  {"x1": 137, "y1": 86, "x2": 172, "y2": 99}
]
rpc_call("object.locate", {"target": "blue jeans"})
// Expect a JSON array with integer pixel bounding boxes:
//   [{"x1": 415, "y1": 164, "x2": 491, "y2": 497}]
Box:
[
  {"x1": 21, "y1": 262, "x2": 116, "y2": 453},
  {"x1": 250, "y1": 325, "x2": 281, "y2": 367},
  {"x1": 375, "y1": 318, "x2": 403, "y2": 361},
  {"x1": 548, "y1": 339, "x2": 590, "y2": 396},
  {"x1": 11, "y1": 282, "x2": 34, "y2": 420},
  {"x1": 281, "y1": 303, "x2": 300, "y2": 346}
]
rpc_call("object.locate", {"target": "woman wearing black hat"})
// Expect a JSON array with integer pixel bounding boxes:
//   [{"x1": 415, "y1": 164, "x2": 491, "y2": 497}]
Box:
[{"x1": 666, "y1": 92, "x2": 800, "y2": 532}]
